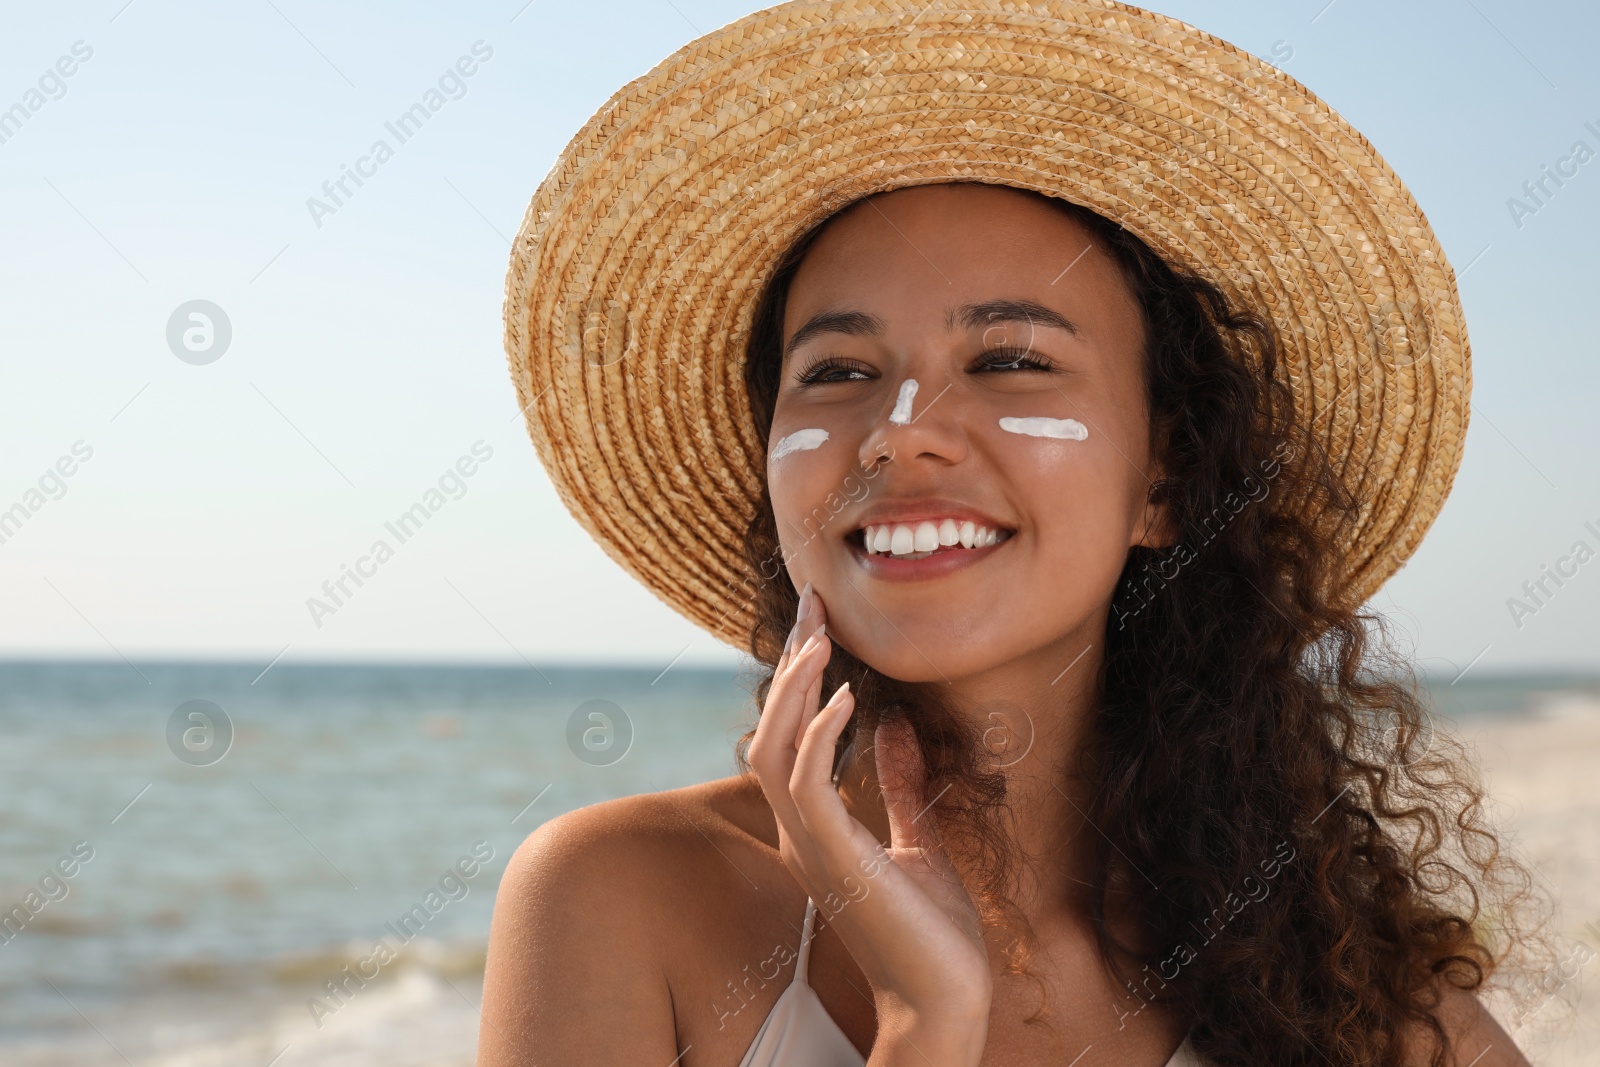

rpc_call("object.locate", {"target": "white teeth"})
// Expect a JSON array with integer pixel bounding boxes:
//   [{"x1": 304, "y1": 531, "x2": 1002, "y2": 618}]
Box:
[{"x1": 859, "y1": 520, "x2": 1010, "y2": 558}]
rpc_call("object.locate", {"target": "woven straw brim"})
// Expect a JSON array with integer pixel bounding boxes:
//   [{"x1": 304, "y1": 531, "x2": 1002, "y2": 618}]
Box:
[{"x1": 504, "y1": 0, "x2": 1470, "y2": 648}]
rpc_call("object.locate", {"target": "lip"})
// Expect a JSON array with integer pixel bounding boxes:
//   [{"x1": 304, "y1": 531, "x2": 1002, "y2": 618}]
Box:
[{"x1": 845, "y1": 497, "x2": 1016, "y2": 583}]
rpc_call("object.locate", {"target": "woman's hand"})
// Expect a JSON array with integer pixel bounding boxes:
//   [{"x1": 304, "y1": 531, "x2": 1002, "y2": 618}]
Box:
[{"x1": 747, "y1": 582, "x2": 993, "y2": 1065}]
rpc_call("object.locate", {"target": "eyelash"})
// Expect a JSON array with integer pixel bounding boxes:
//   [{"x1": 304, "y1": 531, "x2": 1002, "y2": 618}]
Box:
[
  {"x1": 794, "y1": 356, "x2": 868, "y2": 385},
  {"x1": 795, "y1": 348, "x2": 1057, "y2": 384},
  {"x1": 976, "y1": 347, "x2": 1056, "y2": 373}
]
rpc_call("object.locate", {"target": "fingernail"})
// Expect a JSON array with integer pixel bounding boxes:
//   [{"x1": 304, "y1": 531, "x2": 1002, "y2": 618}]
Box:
[{"x1": 796, "y1": 581, "x2": 813, "y2": 622}]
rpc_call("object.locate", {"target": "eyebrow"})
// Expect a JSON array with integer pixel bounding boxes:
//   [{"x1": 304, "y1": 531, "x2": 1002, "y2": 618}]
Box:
[
  {"x1": 783, "y1": 298, "x2": 1080, "y2": 359},
  {"x1": 947, "y1": 299, "x2": 1081, "y2": 338},
  {"x1": 783, "y1": 309, "x2": 886, "y2": 360}
]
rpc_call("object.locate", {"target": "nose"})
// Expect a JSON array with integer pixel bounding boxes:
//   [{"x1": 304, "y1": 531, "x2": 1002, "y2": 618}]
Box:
[{"x1": 856, "y1": 376, "x2": 969, "y2": 471}]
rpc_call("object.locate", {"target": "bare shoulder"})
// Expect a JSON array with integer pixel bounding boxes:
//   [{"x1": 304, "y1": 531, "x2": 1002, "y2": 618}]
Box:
[
  {"x1": 1404, "y1": 982, "x2": 1533, "y2": 1067},
  {"x1": 478, "y1": 773, "x2": 790, "y2": 1066},
  {"x1": 498, "y1": 772, "x2": 783, "y2": 909}
]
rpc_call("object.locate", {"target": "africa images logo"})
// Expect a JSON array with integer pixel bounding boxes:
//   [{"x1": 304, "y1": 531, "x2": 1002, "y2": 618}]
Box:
[{"x1": 306, "y1": 41, "x2": 494, "y2": 229}]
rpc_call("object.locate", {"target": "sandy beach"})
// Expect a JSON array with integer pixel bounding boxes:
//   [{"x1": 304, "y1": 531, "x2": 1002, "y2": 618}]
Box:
[{"x1": 1453, "y1": 695, "x2": 1600, "y2": 1067}]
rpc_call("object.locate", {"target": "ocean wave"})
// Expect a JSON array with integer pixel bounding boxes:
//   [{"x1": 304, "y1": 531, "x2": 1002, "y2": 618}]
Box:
[{"x1": 128, "y1": 934, "x2": 491, "y2": 991}]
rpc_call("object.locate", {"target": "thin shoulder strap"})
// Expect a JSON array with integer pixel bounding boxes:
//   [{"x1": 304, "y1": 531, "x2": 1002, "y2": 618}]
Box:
[
  {"x1": 794, "y1": 896, "x2": 819, "y2": 985},
  {"x1": 791, "y1": 766, "x2": 839, "y2": 986}
]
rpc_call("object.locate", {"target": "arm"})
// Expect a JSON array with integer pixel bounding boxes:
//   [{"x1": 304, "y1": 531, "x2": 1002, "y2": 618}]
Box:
[
  {"x1": 867, "y1": 1006, "x2": 991, "y2": 1067},
  {"x1": 477, "y1": 808, "x2": 683, "y2": 1067}
]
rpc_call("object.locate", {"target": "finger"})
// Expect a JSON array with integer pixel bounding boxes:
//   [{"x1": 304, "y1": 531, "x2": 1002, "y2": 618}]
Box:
[
  {"x1": 793, "y1": 624, "x2": 832, "y2": 747},
  {"x1": 756, "y1": 582, "x2": 824, "y2": 761},
  {"x1": 793, "y1": 681, "x2": 852, "y2": 790},
  {"x1": 794, "y1": 596, "x2": 830, "y2": 738},
  {"x1": 775, "y1": 581, "x2": 825, "y2": 675},
  {"x1": 748, "y1": 627, "x2": 834, "y2": 825},
  {"x1": 775, "y1": 581, "x2": 812, "y2": 674},
  {"x1": 790, "y1": 682, "x2": 858, "y2": 842},
  {"x1": 876, "y1": 718, "x2": 931, "y2": 853},
  {"x1": 750, "y1": 587, "x2": 832, "y2": 837},
  {"x1": 755, "y1": 625, "x2": 830, "y2": 766}
]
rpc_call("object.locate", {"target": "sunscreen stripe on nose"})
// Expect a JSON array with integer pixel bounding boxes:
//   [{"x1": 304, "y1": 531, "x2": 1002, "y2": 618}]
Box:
[{"x1": 888, "y1": 379, "x2": 918, "y2": 425}]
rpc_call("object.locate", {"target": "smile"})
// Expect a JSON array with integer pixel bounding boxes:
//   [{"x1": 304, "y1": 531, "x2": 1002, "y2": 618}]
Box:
[
  {"x1": 855, "y1": 518, "x2": 1013, "y2": 560},
  {"x1": 845, "y1": 518, "x2": 1014, "y2": 581}
]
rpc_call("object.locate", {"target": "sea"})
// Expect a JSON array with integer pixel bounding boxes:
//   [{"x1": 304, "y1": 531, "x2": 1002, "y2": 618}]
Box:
[{"x1": 1, "y1": 659, "x2": 1596, "y2": 1064}]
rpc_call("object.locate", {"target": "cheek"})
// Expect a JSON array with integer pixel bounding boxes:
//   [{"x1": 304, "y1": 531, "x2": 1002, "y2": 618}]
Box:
[
  {"x1": 767, "y1": 436, "x2": 850, "y2": 546},
  {"x1": 986, "y1": 420, "x2": 1091, "y2": 489},
  {"x1": 988, "y1": 428, "x2": 1141, "y2": 578}
]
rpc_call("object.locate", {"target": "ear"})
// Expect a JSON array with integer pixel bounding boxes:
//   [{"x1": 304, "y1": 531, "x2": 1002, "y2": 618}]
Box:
[
  {"x1": 1133, "y1": 418, "x2": 1180, "y2": 551},
  {"x1": 1134, "y1": 470, "x2": 1180, "y2": 551}
]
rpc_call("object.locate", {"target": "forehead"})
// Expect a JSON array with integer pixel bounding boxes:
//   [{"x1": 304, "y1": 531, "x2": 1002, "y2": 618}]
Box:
[{"x1": 782, "y1": 183, "x2": 1137, "y2": 341}]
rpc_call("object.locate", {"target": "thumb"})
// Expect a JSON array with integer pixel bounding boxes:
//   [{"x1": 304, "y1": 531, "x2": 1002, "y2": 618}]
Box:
[{"x1": 876, "y1": 718, "x2": 931, "y2": 853}]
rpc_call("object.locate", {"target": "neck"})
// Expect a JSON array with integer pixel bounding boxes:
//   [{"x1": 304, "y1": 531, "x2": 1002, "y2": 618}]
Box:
[{"x1": 836, "y1": 622, "x2": 1111, "y2": 929}]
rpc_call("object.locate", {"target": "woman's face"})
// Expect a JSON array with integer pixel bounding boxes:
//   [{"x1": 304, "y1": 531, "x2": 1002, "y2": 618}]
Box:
[{"x1": 768, "y1": 183, "x2": 1171, "y2": 685}]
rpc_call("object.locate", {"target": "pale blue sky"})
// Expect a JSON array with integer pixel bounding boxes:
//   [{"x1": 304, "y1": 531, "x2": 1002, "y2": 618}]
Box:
[{"x1": 0, "y1": 0, "x2": 1595, "y2": 674}]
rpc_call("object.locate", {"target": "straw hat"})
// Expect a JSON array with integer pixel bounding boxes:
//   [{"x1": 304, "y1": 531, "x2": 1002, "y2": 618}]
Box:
[{"x1": 503, "y1": 0, "x2": 1470, "y2": 647}]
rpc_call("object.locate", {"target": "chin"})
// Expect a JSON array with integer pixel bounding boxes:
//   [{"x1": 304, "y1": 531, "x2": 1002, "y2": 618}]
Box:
[{"x1": 833, "y1": 624, "x2": 1003, "y2": 687}]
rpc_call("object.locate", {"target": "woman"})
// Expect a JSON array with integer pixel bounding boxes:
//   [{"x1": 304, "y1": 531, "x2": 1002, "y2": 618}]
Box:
[{"x1": 482, "y1": 2, "x2": 1552, "y2": 1064}]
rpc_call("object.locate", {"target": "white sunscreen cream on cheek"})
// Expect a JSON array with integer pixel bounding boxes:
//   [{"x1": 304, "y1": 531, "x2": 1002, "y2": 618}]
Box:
[
  {"x1": 998, "y1": 416, "x2": 1089, "y2": 441},
  {"x1": 771, "y1": 428, "x2": 830, "y2": 459},
  {"x1": 888, "y1": 379, "x2": 919, "y2": 425}
]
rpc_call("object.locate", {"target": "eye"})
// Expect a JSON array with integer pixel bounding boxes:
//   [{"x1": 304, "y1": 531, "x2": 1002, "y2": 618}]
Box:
[
  {"x1": 974, "y1": 347, "x2": 1057, "y2": 372},
  {"x1": 795, "y1": 356, "x2": 873, "y2": 385}
]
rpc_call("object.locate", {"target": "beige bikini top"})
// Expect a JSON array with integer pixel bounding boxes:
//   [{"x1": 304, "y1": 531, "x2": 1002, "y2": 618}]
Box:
[{"x1": 736, "y1": 896, "x2": 1208, "y2": 1067}]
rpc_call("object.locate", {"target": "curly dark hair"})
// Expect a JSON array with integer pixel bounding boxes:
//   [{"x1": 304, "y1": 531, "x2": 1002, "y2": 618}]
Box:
[{"x1": 732, "y1": 182, "x2": 1554, "y2": 1067}]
